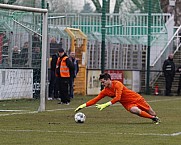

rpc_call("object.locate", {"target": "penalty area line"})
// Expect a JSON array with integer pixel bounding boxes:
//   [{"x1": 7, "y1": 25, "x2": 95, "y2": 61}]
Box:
[
  {"x1": 0, "y1": 111, "x2": 38, "y2": 116},
  {"x1": 0, "y1": 110, "x2": 28, "y2": 112},
  {"x1": 46, "y1": 97, "x2": 181, "y2": 112},
  {"x1": 1, "y1": 97, "x2": 181, "y2": 116},
  {"x1": 0, "y1": 129, "x2": 180, "y2": 136},
  {"x1": 147, "y1": 97, "x2": 181, "y2": 103}
]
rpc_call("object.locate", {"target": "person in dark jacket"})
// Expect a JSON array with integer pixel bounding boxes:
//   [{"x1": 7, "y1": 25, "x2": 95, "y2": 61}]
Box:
[
  {"x1": 162, "y1": 54, "x2": 175, "y2": 96},
  {"x1": 32, "y1": 46, "x2": 41, "y2": 99},
  {"x1": 12, "y1": 46, "x2": 21, "y2": 67},
  {"x1": 176, "y1": 65, "x2": 181, "y2": 96},
  {"x1": 20, "y1": 42, "x2": 29, "y2": 66},
  {"x1": 55, "y1": 48, "x2": 74, "y2": 104},
  {"x1": 49, "y1": 51, "x2": 59, "y2": 99},
  {"x1": 69, "y1": 51, "x2": 79, "y2": 98}
]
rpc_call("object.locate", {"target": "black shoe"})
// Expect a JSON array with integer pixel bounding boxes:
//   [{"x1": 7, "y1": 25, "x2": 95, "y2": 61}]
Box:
[
  {"x1": 58, "y1": 102, "x2": 70, "y2": 105},
  {"x1": 152, "y1": 116, "x2": 161, "y2": 124}
]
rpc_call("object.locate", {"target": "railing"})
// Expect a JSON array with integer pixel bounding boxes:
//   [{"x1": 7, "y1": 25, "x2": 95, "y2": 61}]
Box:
[
  {"x1": 87, "y1": 33, "x2": 143, "y2": 70},
  {"x1": 0, "y1": 11, "x2": 172, "y2": 71},
  {"x1": 149, "y1": 24, "x2": 181, "y2": 86},
  {"x1": 173, "y1": 26, "x2": 181, "y2": 54},
  {"x1": 1, "y1": 11, "x2": 171, "y2": 44},
  {"x1": 47, "y1": 13, "x2": 171, "y2": 38}
]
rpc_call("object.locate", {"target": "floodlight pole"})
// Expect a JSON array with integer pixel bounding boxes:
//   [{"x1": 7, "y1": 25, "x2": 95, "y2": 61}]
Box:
[
  {"x1": 146, "y1": 0, "x2": 152, "y2": 94},
  {"x1": 101, "y1": 0, "x2": 106, "y2": 90}
]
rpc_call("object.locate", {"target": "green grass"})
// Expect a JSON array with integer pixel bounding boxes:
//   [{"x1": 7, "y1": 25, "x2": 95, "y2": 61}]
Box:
[{"x1": 0, "y1": 95, "x2": 181, "y2": 145}]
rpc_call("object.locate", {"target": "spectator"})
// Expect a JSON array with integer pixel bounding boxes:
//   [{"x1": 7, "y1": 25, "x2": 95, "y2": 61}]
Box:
[
  {"x1": 59, "y1": 38, "x2": 63, "y2": 49},
  {"x1": 32, "y1": 33, "x2": 41, "y2": 48},
  {"x1": 55, "y1": 48, "x2": 74, "y2": 104},
  {"x1": 32, "y1": 46, "x2": 41, "y2": 99},
  {"x1": 32, "y1": 46, "x2": 41, "y2": 67},
  {"x1": 50, "y1": 37, "x2": 57, "y2": 44},
  {"x1": 176, "y1": 65, "x2": 181, "y2": 96},
  {"x1": 2, "y1": 31, "x2": 8, "y2": 46},
  {"x1": 49, "y1": 50, "x2": 59, "y2": 99},
  {"x1": 69, "y1": 51, "x2": 79, "y2": 98},
  {"x1": 162, "y1": 54, "x2": 175, "y2": 96},
  {"x1": 20, "y1": 42, "x2": 29, "y2": 66},
  {"x1": 12, "y1": 46, "x2": 21, "y2": 67}
]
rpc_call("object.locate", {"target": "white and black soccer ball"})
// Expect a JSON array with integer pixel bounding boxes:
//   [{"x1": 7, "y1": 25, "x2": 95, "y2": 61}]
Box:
[{"x1": 74, "y1": 112, "x2": 86, "y2": 123}]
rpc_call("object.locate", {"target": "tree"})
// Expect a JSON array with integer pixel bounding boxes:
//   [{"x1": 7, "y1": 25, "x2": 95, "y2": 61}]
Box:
[
  {"x1": 91, "y1": 0, "x2": 161, "y2": 13},
  {"x1": 7, "y1": 0, "x2": 16, "y2": 4},
  {"x1": 46, "y1": 0, "x2": 75, "y2": 13},
  {"x1": 0, "y1": 0, "x2": 16, "y2": 4},
  {"x1": 160, "y1": 0, "x2": 181, "y2": 26},
  {"x1": 81, "y1": 2, "x2": 94, "y2": 13},
  {"x1": 0, "y1": 0, "x2": 5, "y2": 3},
  {"x1": 114, "y1": 0, "x2": 123, "y2": 13},
  {"x1": 91, "y1": 0, "x2": 101, "y2": 13}
]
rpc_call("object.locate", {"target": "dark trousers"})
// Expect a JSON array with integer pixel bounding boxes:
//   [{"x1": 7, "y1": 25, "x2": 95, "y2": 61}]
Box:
[
  {"x1": 56, "y1": 77, "x2": 70, "y2": 103},
  {"x1": 165, "y1": 75, "x2": 173, "y2": 96},
  {"x1": 33, "y1": 68, "x2": 41, "y2": 99},
  {"x1": 49, "y1": 70, "x2": 58, "y2": 98},
  {"x1": 69, "y1": 77, "x2": 74, "y2": 98},
  {"x1": 177, "y1": 75, "x2": 181, "y2": 95}
]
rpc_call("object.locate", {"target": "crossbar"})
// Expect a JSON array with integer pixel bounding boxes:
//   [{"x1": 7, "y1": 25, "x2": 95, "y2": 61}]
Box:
[{"x1": 0, "y1": 3, "x2": 47, "y2": 13}]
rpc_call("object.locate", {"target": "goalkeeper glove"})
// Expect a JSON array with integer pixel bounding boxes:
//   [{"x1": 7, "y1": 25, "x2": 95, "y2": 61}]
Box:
[
  {"x1": 75, "y1": 103, "x2": 86, "y2": 112},
  {"x1": 96, "y1": 101, "x2": 112, "y2": 111}
]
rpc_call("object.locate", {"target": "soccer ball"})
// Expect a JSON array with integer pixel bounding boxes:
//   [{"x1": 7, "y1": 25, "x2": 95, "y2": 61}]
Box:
[{"x1": 74, "y1": 112, "x2": 86, "y2": 123}]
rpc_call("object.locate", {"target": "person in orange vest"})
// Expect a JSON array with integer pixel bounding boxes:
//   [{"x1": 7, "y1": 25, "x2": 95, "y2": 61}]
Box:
[{"x1": 55, "y1": 48, "x2": 74, "y2": 104}]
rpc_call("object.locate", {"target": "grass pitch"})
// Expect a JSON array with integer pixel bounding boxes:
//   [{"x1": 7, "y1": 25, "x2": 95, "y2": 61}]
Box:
[{"x1": 0, "y1": 95, "x2": 181, "y2": 145}]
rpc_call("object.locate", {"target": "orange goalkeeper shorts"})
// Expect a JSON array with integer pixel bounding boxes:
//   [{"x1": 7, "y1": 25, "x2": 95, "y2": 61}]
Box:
[{"x1": 121, "y1": 98, "x2": 151, "y2": 112}]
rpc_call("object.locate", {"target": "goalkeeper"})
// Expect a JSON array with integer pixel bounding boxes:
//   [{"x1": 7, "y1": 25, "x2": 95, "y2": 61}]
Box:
[{"x1": 75, "y1": 73, "x2": 160, "y2": 124}]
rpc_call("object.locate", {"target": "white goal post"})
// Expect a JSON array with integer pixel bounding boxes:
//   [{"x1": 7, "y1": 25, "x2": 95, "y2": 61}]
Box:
[{"x1": 0, "y1": 3, "x2": 48, "y2": 112}]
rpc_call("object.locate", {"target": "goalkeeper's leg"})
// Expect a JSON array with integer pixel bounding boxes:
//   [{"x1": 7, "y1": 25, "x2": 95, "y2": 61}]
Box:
[{"x1": 130, "y1": 106, "x2": 155, "y2": 119}]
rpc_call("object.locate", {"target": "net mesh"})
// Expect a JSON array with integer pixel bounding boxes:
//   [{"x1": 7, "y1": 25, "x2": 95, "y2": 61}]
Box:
[{"x1": 0, "y1": 6, "x2": 42, "y2": 103}]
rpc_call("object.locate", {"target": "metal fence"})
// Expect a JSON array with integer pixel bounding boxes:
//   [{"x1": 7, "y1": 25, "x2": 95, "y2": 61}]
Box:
[
  {"x1": 47, "y1": 13, "x2": 171, "y2": 40},
  {"x1": 87, "y1": 33, "x2": 142, "y2": 70},
  {"x1": 0, "y1": 11, "x2": 172, "y2": 71}
]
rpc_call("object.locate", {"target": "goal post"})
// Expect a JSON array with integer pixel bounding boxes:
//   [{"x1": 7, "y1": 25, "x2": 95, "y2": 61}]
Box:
[{"x1": 0, "y1": 3, "x2": 48, "y2": 112}]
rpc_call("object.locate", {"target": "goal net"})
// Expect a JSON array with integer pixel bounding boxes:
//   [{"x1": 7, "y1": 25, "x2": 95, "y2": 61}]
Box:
[{"x1": 0, "y1": 4, "x2": 48, "y2": 112}]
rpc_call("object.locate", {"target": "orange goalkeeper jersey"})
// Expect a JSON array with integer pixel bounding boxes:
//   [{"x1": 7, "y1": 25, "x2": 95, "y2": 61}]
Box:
[{"x1": 86, "y1": 80, "x2": 143, "y2": 107}]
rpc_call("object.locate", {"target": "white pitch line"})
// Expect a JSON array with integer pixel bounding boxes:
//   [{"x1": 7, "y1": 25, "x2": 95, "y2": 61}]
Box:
[
  {"x1": 111, "y1": 132, "x2": 181, "y2": 136},
  {"x1": 46, "y1": 108, "x2": 75, "y2": 112},
  {"x1": 0, "y1": 111, "x2": 38, "y2": 116},
  {"x1": 0, "y1": 110, "x2": 27, "y2": 112},
  {"x1": 46, "y1": 97, "x2": 181, "y2": 112},
  {"x1": 0, "y1": 97, "x2": 181, "y2": 116},
  {"x1": 147, "y1": 98, "x2": 181, "y2": 103},
  {"x1": 0, "y1": 129, "x2": 180, "y2": 136}
]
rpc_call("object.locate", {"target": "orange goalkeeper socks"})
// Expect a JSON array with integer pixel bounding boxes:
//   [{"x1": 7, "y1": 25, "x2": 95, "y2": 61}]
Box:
[{"x1": 139, "y1": 111, "x2": 154, "y2": 119}]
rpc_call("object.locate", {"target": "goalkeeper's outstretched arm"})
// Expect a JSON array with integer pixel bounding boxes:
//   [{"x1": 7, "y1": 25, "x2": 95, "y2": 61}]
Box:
[
  {"x1": 75, "y1": 103, "x2": 86, "y2": 112},
  {"x1": 74, "y1": 92, "x2": 107, "y2": 112}
]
